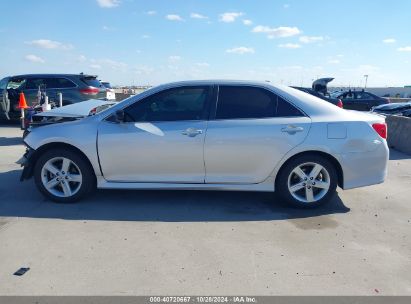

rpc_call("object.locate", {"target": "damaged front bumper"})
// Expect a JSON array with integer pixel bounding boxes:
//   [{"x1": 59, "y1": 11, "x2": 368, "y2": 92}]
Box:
[{"x1": 17, "y1": 147, "x2": 35, "y2": 181}]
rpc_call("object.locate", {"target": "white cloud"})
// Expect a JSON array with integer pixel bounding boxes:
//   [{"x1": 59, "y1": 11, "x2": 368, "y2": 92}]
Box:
[
  {"x1": 196, "y1": 62, "x2": 210, "y2": 67},
  {"x1": 243, "y1": 19, "x2": 253, "y2": 26},
  {"x1": 226, "y1": 47, "x2": 255, "y2": 54},
  {"x1": 398, "y1": 46, "x2": 411, "y2": 52},
  {"x1": 89, "y1": 64, "x2": 102, "y2": 69},
  {"x1": 299, "y1": 36, "x2": 324, "y2": 43},
  {"x1": 135, "y1": 66, "x2": 155, "y2": 75},
  {"x1": 141, "y1": 34, "x2": 150, "y2": 39},
  {"x1": 27, "y1": 39, "x2": 73, "y2": 50},
  {"x1": 190, "y1": 13, "x2": 208, "y2": 19},
  {"x1": 102, "y1": 25, "x2": 115, "y2": 31},
  {"x1": 77, "y1": 55, "x2": 87, "y2": 62},
  {"x1": 219, "y1": 12, "x2": 243, "y2": 23},
  {"x1": 96, "y1": 0, "x2": 120, "y2": 8},
  {"x1": 327, "y1": 59, "x2": 340, "y2": 64},
  {"x1": 168, "y1": 55, "x2": 182, "y2": 63},
  {"x1": 252, "y1": 25, "x2": 301, "y2": 39},
  {"x1": 146, "y1": 10, "x2": 157, "y2": 15},
  {"x1": 383, "y1": 38, "x2": 396, "y2": 44},
  {"x1": 283, "y1": 4, "x2": 290, "y2": 9},
  {"x1": 25, "y1": 54, "x2": 45, "y2": 63},
  {"x1": 166, "y1": 14, "x2": 183, "y2": 21},
  {"x1": 278, "y1": 43, "x2": 301, "y2": 49}
]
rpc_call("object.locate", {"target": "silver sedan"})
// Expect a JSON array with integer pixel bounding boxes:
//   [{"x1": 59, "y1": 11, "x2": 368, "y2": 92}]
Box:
[{"x1": 20, "y1": 80, "x2": 389, "y2": 208}]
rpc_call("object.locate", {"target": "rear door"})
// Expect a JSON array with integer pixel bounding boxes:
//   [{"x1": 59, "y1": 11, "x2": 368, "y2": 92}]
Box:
[
  {"x1": 44, "y1": 77, "x2": 78, "y2": 105},
  {"x1": 354, "y1": 92, "x2": 374, "y2": 111},
  {"x1": 204, "y1": 85, "x2": 311, "y2": 184}
]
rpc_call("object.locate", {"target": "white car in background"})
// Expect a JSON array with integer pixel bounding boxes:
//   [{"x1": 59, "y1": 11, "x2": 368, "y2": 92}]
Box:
[
  {"x1": 101, "y1": 81, "x2": 116, "y2": 100},
  {"x1": 19, "y1": 80, "x2": 389, "y2": 208}
]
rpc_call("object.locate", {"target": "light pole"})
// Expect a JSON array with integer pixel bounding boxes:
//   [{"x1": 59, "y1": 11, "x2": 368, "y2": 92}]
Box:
[{"x1": 364, "y1": 75, "x2": 369, "y2": 89}]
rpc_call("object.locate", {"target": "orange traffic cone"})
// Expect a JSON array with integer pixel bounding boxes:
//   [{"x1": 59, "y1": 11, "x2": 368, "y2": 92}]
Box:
[{"x1": 18, "y1": 92, "x2": 29, "y2": 109}]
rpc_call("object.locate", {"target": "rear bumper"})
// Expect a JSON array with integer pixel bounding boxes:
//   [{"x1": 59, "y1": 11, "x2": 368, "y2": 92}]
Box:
[{"x1": 339, "y1": 140, "x2": 389, "y2": 190}]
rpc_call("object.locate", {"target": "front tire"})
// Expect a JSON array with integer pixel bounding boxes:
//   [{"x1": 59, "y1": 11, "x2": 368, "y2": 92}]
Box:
[
  {"x1": 276, "y1": 154, "x2": 338, "y2": 208},
  {"x1": 34, "y1": 149, "x2": 96, "y2": 203}
]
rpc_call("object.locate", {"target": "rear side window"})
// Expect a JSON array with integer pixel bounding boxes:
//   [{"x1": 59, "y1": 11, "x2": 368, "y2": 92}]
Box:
[
  {"x1": 216, "y1": 86, "x2": 303, "y2": 119},
  {"x1": 47, "y1": 78, "x2": 77, "y2": 88},
  {"x1": 81, "y1": 76, "x2": 103, "y2": 88},
  {"x1": 25, "y1": 78, "x2": 45, "y2": 90}
]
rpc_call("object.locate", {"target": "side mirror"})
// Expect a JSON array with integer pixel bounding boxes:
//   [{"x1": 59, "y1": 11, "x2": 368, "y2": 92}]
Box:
[{"x1": 115, "y1": 110, "x2": 125, "y2": 123}]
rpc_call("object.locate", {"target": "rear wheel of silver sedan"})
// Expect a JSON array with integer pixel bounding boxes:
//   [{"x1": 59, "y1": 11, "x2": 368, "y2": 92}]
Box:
[
  {"x1": 276, "y1": 154, "x2": 337, "y2": 208},
  {"x1": 34, "y1": 149, "x2": 96, "y2": 203}
]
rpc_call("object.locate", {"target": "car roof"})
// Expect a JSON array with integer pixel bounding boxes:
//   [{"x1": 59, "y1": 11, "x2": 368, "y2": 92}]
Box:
[
  {"x1": 9, "y1": 74, "x2": 97, "y2": 78},
  {"x1": 97, "y1": 79, "x2": 346, "y2": 121}
]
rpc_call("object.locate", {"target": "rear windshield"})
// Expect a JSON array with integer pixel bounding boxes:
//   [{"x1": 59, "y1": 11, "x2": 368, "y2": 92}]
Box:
[
  {"x1": 81, "y1": 76, "x2": 103, "y2": 88},
  {"x1": 101, "y1": 82, "x2": 112, "y2": 89}
]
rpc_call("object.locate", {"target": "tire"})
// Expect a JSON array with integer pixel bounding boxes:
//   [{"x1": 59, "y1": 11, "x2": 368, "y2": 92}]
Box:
[
  {"x1": 34, "y1": 148, "x2": 96, "y2": 203},
  {"x1": 276, "y1": 154, "x2": 338, "y2": 208}
]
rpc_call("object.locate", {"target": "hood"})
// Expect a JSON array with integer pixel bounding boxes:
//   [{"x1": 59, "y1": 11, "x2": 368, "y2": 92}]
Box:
[{"x1": 35, "y1": 99, "x2": 113, "y2": 118}]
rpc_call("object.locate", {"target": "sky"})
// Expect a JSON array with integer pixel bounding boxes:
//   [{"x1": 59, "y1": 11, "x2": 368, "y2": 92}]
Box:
[{"x1": 1, "y1": 0, "x2": 411, "y2": 87}]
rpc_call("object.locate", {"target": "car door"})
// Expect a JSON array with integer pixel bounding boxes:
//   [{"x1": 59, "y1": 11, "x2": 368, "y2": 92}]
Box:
[
  {"x1": 97, "y1": 85, "x2": 212, "y2": 183},
  {"x1": 0, "y1": 77, "x2": 10, "y2": 119},
  {"x1": 354, "y1": 92, "x2": 373, "y2": 111},
  {"x1": 23, "y1": 77, "x2": 45, "y2": 107},
  {"x1": 204, "y1": 85, "x2": 311, "y2": 184},
  {"x1": 340, "y1": 92, "x2": 358, "y2": 110}
]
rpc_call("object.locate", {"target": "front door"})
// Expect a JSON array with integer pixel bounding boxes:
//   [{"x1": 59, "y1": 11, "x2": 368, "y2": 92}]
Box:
[
  {"x1": 0, "y1": 77, "x2": 10, "y2": 119},
  {"x1": 97, "y1": 86, "x2": 212, "y2": 183}
]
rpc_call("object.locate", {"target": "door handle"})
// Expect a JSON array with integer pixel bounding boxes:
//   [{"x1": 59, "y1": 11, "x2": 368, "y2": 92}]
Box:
[
  {"x1": 182, "y1": 128, "x2": 203, "y2": 137},
  {"x1": 281, "y1": 125, "x2": 304, "y2": 134}
]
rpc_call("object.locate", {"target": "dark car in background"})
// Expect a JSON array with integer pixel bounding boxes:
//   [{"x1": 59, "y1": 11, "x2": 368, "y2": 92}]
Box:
[
  {"x1": 371, "y1": 101, "x2": 411, "y2": 117},
  {"x1": 292, "y1": 86, "x2": 343, "y2": 108},
  {"x1": 0, "y1": 74, "x2": 106, "y2": 120},
  {"x1": 331, "y1": 90, "x2": 389, "y2": 111}
]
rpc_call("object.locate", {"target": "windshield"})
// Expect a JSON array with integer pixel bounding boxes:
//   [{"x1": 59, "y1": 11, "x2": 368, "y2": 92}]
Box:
[
  {"x1": 81, "y1": 76, "x2": 103, "y2": 88},
  {"x1": 7, "y1": 78, "x2": 26, "y2": 89}
]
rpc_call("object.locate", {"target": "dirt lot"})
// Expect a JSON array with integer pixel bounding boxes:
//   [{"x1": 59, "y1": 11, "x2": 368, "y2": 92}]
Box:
[{"x1": 0, "y1": 125, "x2": 410, "y2": 295}]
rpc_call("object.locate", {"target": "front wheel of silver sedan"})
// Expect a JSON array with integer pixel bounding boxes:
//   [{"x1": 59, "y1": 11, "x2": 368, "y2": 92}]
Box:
[
  {"x1": 34, "y1": 149, "x2": 96, "y2": 203},
  {"x1": 276, "y1": 154, "x2": 338, "y2": 208}
]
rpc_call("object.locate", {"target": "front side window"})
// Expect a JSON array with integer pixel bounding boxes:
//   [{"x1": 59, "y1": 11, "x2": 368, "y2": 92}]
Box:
[
  {"x1": 355, "y1": 92, "x2": 372, "y2": 100},
  {"x1": 124, "y1": 86, "x2": 210, "y2": 122},
  {"x1": 216, "y1": 86, "x2": 303, "y2": 119},
  {"x1": 25, "y1": 78, "x2": 46, "y2": 90}
]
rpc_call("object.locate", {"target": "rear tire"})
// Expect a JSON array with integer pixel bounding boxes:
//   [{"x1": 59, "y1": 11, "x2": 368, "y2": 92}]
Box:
[
  {"x1": 276, "y1": 154, "x2": 338, "y2": 208},
  {"x1": 34, "y1": 149, "x2": 96, "y2": 203}
]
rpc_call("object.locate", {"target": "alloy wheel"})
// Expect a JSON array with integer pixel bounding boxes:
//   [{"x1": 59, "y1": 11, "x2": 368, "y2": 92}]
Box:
[
  {"x1": 40, "y1": 157, "x2": 83, "y2": 198},
  {"x1": 287, "y1": 162, "x2": 331, "y2": 204}
]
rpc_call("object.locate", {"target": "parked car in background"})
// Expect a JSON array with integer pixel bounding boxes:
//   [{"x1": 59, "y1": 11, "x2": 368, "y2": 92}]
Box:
[
  {"x1": 331, "y1": 90, "x2": 389, "y2": 111},
  {"x1": 371, "y1": 101, "x2": 411, "y2": 117},
  {"x1": 0, "y1": 74, "x2": 107, "y2": 121},
  {"x1": 101, "y1": 81, "x2": 116, "y2": 100},
  {"x1": 291, "y1": 86, "x2": 343, "y2": 108},
  {"x1": 19, "y1": 81, "x2": 388, "y2": 208}
]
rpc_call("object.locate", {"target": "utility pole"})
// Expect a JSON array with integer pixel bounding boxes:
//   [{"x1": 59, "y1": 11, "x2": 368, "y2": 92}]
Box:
[{"x1": 364, "y1": 75, "x2": 369, "y2": 89}]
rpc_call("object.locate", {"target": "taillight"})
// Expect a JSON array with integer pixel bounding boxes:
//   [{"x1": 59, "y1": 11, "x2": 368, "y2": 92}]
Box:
[
  {"x1": 337, "y1": 99, "x2": 343, "y2": 108},
  {"x1": 80, "y1": 87, "x2": 100, "y2": 95},
  {"x1": 372, "y1": 123, "x2": 387, "y2": 139}
]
